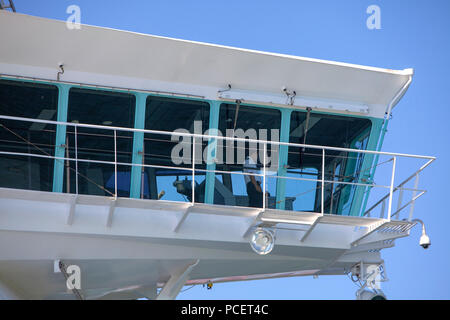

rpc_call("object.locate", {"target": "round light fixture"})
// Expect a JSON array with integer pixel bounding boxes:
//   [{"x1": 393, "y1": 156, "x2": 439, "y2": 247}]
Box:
[
  {"x1": 250, "y1": 227, "x2": 275, "y2": 255},
  {"x1": 356, "y1": 289, "x2": 386, "y2": 300}
]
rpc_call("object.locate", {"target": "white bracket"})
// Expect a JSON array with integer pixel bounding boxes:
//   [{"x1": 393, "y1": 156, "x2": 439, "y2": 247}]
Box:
[
  {"x1": 346, "y1": 240, "x2": 395, "y2": 254},
  {"x1": 106, "y1": 199, "x2": 116, "y2": 228},
  {"x1": 173, "y1": 204, "x2": 194, "y2": 232},
  {"x1": 300, "y1": 216, "x2": 322, "y2": 242},
  {"x1": 242, "y1": 210, "x2": 265, "y2": 238},
  {"x1": 351, "y1": 221, "x2": 387, "y2": 247},
  {"x1": 67, "y1": 195, "x2": 78, "y2": 225},
  {"x1": 157, "y1": 260, "x2": 200, "y2": 300}
]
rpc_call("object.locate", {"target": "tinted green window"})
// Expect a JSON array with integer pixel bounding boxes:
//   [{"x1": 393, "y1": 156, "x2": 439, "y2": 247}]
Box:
[
  {"x1": 142, "y1": 96, "x2": 210, "y2": 202},
  {"x1": 64, "y1": 88, "x2": 136, "y2": 197},
  {"x1": 0, "y1": 79, "x2": 58, "y2": 191},
  {"x1": 287, "y1": 111, "x2": 372, "y2": 213},
  {"x1": 214, "y1": 103, "x2": 281, "y2": 208}
]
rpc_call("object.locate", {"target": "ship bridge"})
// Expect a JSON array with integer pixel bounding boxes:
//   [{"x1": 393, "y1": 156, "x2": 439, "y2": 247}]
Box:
[{"x1": 0, "y1": 10, "x2": 435, "y2": 300}]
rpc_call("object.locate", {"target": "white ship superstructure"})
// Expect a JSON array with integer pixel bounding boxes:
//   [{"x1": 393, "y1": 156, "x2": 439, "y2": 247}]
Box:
[{"x1": 0, "y1": 10, "x2": 435, "y2": 300}]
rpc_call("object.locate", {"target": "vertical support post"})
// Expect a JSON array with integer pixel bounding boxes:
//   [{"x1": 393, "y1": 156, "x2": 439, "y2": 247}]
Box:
[
  {"x1": 140, "y1": 144, "x2": 145, "y2": 199},
  {"x1": 130, "y1": 93, "x2": 146, "y2": 199},
  {"x1": 27, "y1": 131, "x2": 31, "y2": 189},
  {"x1": 321, "y1": 148, "x2": 325, "y2": 215},
  {"x1": 275, "y1": 109, "x2": 291, "y2": 210},
  {"x1": 329, "y1": 161, "x2": 336, "y2": 214},
  {"x1": 408, "y1": 173, "x2": 420, "y2": 221},
  {"x1": 114, "y1": 129, "x2": 117, "y2": 199},
  {"x1": 74, "y1": 125, "x2": 78, "y2": 195},
  {"x1": 263, "y1": 142, "x2": 266, "y2": 210},
  {"x1": 204, "y1": 101, "x2": 220, "y2": 204},
  {"x1": 53, "y1": 84, "x2": 70, "y2": 193},
  {"x1": 192, "y1": 136, "x2": 195, "y2": 204},
  {"x1": 65, "y1": 136, "x2": 70, "y2": 193},
  {"x1": 387, "y1": 156, "x2": 397, "y2": 221}
]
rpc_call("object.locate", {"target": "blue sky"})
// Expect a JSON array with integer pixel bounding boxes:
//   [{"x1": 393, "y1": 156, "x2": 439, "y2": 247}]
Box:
[{"x1": 12, "y1": 0, "x2": 450, "y2": 299}]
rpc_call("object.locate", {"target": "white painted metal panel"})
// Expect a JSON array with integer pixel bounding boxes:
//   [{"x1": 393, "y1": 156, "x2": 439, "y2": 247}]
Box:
[{"x1": 0, "y1": 11, "x2": 412, "y2": 118}]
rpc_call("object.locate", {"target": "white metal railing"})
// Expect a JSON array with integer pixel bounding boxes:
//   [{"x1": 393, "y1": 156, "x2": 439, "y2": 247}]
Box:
[
  {"x1": 362, "y1": 160, "x2": 432, "y2": 221},
  {"x1": 0, "y1": 114, "x2": 436, "y2": 221}
]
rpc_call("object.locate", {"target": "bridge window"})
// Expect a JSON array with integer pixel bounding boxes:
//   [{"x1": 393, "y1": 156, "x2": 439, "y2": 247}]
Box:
[
  {"x1": 64, "y1": 88, "x2": 136, "y2": 197},
  {"x1": 0, "y1": 79, "x2": 58, "y2": 192},
  {"x1": 142, "y1": 96, "x2": 210, "y2": 202},
  {"x1": 287, "y1": 111, "x2": 372, "y2": 214},
  {"x1": 214, "y1": 103, "x2": 281, "y2": 208}
]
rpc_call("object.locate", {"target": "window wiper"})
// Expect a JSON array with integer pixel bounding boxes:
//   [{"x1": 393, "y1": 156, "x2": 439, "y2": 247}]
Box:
[
  {"x1": 302, "y1": 107, "x2": 312, "y2": 151},
  {"x1": 298, "y1": 107, "x2": 312, "y2": 171},
  {"x1": 233, "y1": 99, "x2": 241, "y2": 131}
]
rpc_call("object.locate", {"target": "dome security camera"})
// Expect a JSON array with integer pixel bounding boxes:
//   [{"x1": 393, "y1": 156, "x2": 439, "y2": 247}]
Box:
[
  {"x1": 412, "y1": 219, "x2": 431, "y2": 250},
  {"x1": 420, "y1": 233, "x2": 431, "y2": 249}
]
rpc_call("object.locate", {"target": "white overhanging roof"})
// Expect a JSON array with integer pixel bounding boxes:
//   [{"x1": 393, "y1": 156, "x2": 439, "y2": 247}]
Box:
[{"x1": 0, "y1": 11, "x2": 413, "y2": 118}]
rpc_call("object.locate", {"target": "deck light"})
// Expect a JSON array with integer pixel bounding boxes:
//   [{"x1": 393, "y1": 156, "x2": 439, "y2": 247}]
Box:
[
  {"x1": 356, "y1": 289, "x2": 386, "y2": 300},
  {"x1": 250, "y1": 227, "x2": 275, "y2": 255}
]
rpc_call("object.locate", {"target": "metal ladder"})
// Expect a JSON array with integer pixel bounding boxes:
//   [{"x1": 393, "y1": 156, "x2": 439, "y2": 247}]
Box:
[{"x1": 0, "y1": 0, "x2": 16, "y2": 12}]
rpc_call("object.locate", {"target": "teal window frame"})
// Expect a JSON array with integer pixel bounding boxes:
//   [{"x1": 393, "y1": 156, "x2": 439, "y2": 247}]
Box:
[
  {"x1": 0, "y1": 78, "x2": 59, "y2": 192},
  {"x1": 0, "y1": 76, "x2": 384, "y2": 215},
  {"x1": 129, "y1": 93, "x2": 214, "y2": 200}
]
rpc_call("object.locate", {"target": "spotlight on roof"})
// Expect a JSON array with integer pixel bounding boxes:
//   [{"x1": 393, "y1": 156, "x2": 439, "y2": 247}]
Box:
[{"x1": 250, "y1": 227, "x2": 275, "y2": 255}]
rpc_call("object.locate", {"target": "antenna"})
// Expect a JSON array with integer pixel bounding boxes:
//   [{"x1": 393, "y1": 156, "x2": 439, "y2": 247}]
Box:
[{"x1": 0, "y1": 0, "x2": 16, "y2": 12}]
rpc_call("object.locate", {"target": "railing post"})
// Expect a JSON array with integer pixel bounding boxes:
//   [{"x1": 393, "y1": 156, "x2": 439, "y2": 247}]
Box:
[
  {"x1": 329, "y1": 161, "x2": 336, "y2": 214},
  {"x1": 396, "y1": 187, "x2": 404, "y2": 215},
  {"x1": 321, "y1": 148, "x2": 325, "y2": 215},
  {"x1": 263, "y1": 142, "x2": 267, "y2": 210},
  {"x1": 114, "y1": 129, "x2": 117, "y2": 200},
  {"x1": 192, "y1": 137, "x2": 195, "y2": 205},
  {"x1": 74, "y1": 125, "x2": 78, "y2": 195},
  {"x1": 381, "y1": 199, "x2": 386, "y2": 219},
  {"x1": 65, "y1": 136, "x2": 70, "y2": 193},
  {"x1": 387, "y1": 156, "x2": 396, "y2": 221},
  {"x1": 408, "y1": 173, "x2": 420, "y2": 221}
]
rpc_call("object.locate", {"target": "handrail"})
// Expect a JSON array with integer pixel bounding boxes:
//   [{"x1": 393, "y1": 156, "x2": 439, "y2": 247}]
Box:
[
  {"x1": 0, "y1": 115, "x2": 436, "y2": 160},
  {"x1": 362, "y1": 158, "x2": 434, "y2": 218},
  {"x1": 0, "y1": 115, "x2": 436, "y2": 221},
  {"x1": 0, "y1": 149, "x2": 429, "y2": 193}
]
